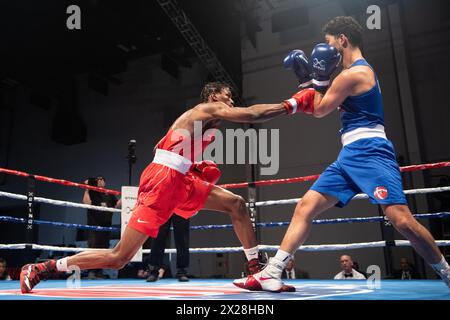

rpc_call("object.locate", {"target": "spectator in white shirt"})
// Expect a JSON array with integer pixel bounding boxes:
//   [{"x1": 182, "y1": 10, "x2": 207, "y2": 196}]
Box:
[{"x1": 334, "y1": 255, "x2": 366, "y2": 280}]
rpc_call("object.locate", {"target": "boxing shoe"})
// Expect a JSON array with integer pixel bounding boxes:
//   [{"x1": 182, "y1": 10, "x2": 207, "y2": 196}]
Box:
[
  {"x1": 246, "y1": 252, "x2": 269, "y2": 275},
  {"x1": 247, "y1": 258, "x2": 263, "y2": 275},
  {"x1": 234, "y1": 257, "x2": 295, "y2": 293},
  {"x1": 146, "y1": 265, "x2": 160, "y2": 282},
  {"x1": 20, "y1": 260, "x2": 57, "y2": 293},
  {"x1": 177, "y1": 274, "x2": 190, "y2": 282},
  {"x1": 176, "y1": 269, "x2": 190, "y2": 282},
  {"x1": 435, "y1": 266, "x2": 450, "y2": 289}
]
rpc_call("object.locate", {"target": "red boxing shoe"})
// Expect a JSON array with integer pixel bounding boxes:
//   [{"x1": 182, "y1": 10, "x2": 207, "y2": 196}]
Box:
[
  {"x1": 233, "y1": 271, "x2": 295, "y2": 293},
  {"x1": 20, "y1": 260, "x2": 57, "y2": 293},
  {"x1": 247, "y1": 258, "x2": 262, "y2": 275}
]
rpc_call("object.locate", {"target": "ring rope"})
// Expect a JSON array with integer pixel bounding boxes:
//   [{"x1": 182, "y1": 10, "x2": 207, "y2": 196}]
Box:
[
  {"x1": 1, "y1": 163, "x2": 448, "y2": 260},
  {"x1": 0, "y1": 216, "x2": 119, "y2": 232},
  {"x1": 219, "y1": 161, "x2": 450, "y2": 189},
  {"x1": 1, "y1": 186, "x2": 449, "y2": 213},
  {"x1": 0, "y1": 168, "x2": 120, "y2": 195},
  {"x1": 1, "y1": 161, "x2": 448, "y2": 194},
  {"x1": 1, "y1": 212, "x2": 448, "y2": 233},
  {"x1": 189, "y1": 212, "x2": 450, "y2": 230},
  {"x1": 0, "y1": 191, "x2": 120, "y2": 213},
  {"x1": 1, "y1": 240, "x2": 450, "y2": 253},
  {"x1": 253, "y1": 186, "x2": 450, "y2": 207}
]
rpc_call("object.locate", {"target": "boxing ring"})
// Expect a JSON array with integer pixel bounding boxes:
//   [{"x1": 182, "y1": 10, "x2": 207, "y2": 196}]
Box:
[
  {"x1": 0, "y1": 162, "x2": 449, "y2": 300},
  {"x1": 0, "y1": 279, "x2": 448, "y2": 300}
]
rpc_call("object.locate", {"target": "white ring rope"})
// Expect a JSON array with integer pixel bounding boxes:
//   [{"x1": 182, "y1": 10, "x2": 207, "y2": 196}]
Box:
[
  {"x1": 0, "y1": 191, "x2": 121, "y2": 213},
  {"x1": 0, "y1": 243, "x2": 27, "y2": 250},
  {"x1": 253, "y1": 186, "x2": 450, "y2": 207},
  {"x1": 1, "y1": 240, "x2": 449, "y2": 253},
  {"x1": 1, "y1": 186, "x2": 449, "y2": 212}
]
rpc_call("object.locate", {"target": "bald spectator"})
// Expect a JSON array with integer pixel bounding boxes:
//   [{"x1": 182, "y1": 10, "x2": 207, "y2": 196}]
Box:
[{"x1": 334, "y1": 255, "x2": 366, "y2": 280}]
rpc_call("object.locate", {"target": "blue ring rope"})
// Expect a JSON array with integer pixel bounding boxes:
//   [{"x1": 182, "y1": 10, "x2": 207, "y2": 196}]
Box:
[
  {"x1": 1, "y1": 212, "x2": 449, "y2": 232},
  {"x1": 0, "y1": 216, "x2": 119, "y2": 232}
]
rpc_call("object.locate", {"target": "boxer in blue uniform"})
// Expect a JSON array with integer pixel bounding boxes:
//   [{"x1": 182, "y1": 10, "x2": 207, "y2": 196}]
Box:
[{"x1": 235, "y1": 16, "x2": 450, "y2": 292}]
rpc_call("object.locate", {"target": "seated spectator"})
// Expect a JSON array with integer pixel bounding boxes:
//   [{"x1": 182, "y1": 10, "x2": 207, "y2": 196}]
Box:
[
  {"x1": 393, "y1": 258, "x2": 421, "y2": 280},
  {"x1": 0, "y1": 258, "x2": 12, "y2": 281},
  {"x1": 334, "y1": 255, "x2": 366, "y2": 280},
  {"x1": 281, "y1": 259, "x2": 309, "y2": 279}
]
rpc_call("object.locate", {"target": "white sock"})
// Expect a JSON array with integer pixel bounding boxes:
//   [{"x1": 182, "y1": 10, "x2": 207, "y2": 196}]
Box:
[
  {"x1": 56, "y1": 258, "x2": 69, "y2": 272},
  {"x1": 431, "y1": 255, "x2": 450, "y2": 272},
  {"x1": 262, "y1": 250, "x2": 291, "y2": 278},
  {"x1": 244, "y1": 246, "x2": 259, "y2": 261},
  {"x1": 274, "y1": 249, "x2": 292, "y2": 264}
]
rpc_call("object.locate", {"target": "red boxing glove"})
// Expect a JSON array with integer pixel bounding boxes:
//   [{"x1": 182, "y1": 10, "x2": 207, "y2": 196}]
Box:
[
  {"x1": 192, "y1": 160, "x2": 221, "y2": 184},
  {"x1": 282, "y1": 88, "x2": 315, "y2": 115}
]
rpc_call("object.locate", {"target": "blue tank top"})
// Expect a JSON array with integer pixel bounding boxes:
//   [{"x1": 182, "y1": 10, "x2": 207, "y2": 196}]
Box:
[{"x1": 339, "y1": 59, "x2": 384, "y2": 134}]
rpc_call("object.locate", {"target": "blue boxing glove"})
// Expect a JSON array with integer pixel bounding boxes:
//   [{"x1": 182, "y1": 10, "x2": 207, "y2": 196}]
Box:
[
  {"x1": 310, "y1": 43, "x2": 341, "y2": 93},
  {"x1": 283, "y1": 50, "x2": 313, "y2": 88}
]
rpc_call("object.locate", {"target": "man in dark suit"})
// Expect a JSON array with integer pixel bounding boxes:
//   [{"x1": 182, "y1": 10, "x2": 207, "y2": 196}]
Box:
[
  {"x1": 393, "y1": 258, "x2": 421, "y2": 280},
  {"x1": 281, "y1": 259, "x2": 309, "y2": 279}
]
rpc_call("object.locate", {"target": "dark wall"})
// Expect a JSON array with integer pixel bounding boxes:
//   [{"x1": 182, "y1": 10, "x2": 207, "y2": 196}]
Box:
[{"x1": 400, "y1": 0, "x2": 450, "y2": 163}]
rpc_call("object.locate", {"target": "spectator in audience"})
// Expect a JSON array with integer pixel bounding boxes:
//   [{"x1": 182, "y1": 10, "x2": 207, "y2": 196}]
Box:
[
  {"x1": 0, "y1": 258, "x2": 12, "y2": 280},
  {"x1": 83, "y1": 175, "x2": 121, "y2": 279},
  {"x1": 393, "y1": 257, "x2": 421, "y2": 280},
  {"x1": 334, "y1": 255, "x2": 366, "y2": 279},
  {"x1": 281, "y1": 258, "x2": 309, "y2": 279},
  {"x1": 146, "y1": 215, "x2": 190, "y2": 282}
]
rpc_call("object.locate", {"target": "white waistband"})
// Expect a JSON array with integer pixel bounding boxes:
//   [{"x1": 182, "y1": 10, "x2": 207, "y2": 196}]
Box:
[
  {"x1": 152, "y1": 149, "x2": 192, "y2": 174},
  {"x1": 341, "y1": 125, "x2": 387, "y2": 146}
]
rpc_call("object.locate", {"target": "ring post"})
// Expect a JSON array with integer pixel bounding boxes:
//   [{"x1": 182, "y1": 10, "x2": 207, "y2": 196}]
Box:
[
  {"x1": 127, "y1": 139, "x2": 137, "y2": 186},
  {"x1": 26, "y1": 175, "x2": 36, "y2": 255}
]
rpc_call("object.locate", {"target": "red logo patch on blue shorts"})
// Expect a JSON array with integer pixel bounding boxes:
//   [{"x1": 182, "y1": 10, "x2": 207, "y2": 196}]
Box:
[{"x1": 373, "y1": 186, "x2": 388, "y2": 200}]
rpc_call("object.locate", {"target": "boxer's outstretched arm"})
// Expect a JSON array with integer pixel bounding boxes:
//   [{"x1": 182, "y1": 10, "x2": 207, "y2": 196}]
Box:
[
  {"x1": 205, "y1": 102, "x2": 288, "y2": 123},
  {"x1": 312, "y1": 70, "x2": 355, "y2": 118}
]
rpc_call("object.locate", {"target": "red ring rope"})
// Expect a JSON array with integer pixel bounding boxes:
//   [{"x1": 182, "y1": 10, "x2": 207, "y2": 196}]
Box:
[
  {"x1": 0, "y1": 168, "x2": 120, "y2": 195},
  {"x1": 218, "y1": 161, "x2": 450, "y2": 189},
  {"x1": 1, "y1": 161, "x2": 448, "y2": 193}
]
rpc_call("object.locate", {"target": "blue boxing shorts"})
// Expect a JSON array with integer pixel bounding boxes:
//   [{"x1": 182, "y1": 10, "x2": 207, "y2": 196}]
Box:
[{"x1": 311, "y1": 138, "x2": 407, "y2": 208}]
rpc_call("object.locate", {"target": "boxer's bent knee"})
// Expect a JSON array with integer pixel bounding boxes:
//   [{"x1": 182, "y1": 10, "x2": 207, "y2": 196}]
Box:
[
  {"x1": 384, "y1": 205, "x2": 416, "y2": 232},
  {"x1": 109, "y1": 254, "x2": 131, "y2": 270},
  {"x1": 391, "y1": 216, "x2": 417, "y2": 234},
  {"x1": 104, "y1": 249, "x2": 134, "y2": 270},
  {"x1": 229, "y1": 195, "x2": 246, "y2": 214},
  {"x1": 294, "y1": 197, "x2": 318, "y2": 222}
]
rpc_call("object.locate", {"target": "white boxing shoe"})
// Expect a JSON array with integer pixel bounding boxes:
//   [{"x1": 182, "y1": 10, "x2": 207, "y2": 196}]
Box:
[
  {"x1": 233, "y1": 257, "x2": 295, "y2": 293},
  {"x1": 437, "y1": 267, "x2": 450, "y2": 289}
]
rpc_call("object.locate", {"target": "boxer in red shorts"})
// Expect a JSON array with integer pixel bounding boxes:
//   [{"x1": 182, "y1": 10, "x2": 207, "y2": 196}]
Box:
[{"x1": 20, "y1": 81, "x2": 302, "y2": 293}]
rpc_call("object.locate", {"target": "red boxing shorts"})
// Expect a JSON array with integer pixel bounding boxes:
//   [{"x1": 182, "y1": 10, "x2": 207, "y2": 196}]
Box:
[{"x1": 127, "y1": 149, "x2": 214, "y2": 238}]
